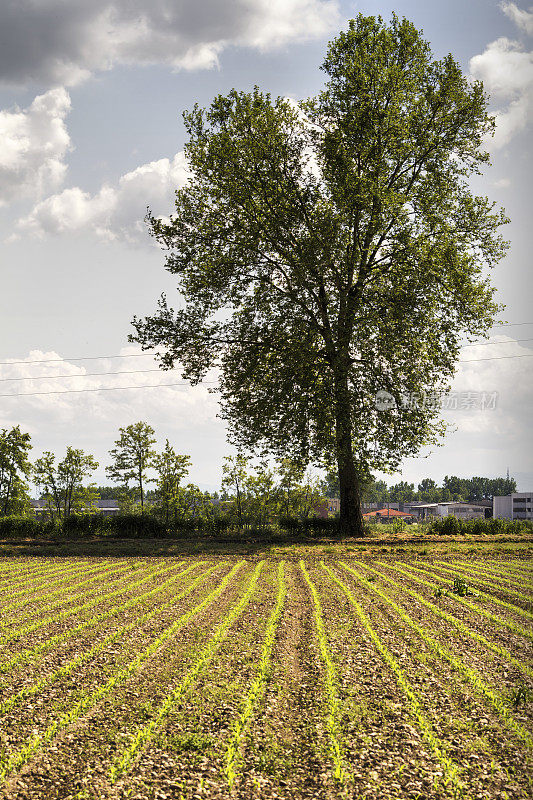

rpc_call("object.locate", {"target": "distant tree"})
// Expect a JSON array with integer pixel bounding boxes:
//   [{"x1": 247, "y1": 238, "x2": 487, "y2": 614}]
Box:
[
  {"x1": 0, "y1": 426, "x2": 32, "y2": 516},
  {"x1": 389, "y1": 481, "x2": 415, "y2": 502},
  {"x1": 58, "y1": 448, "x2": 99, "y2": 516},
  {"x1": 71, "y1": 484, "x2": 101, "y2": 514},
  {"x1": 244, "y1": 462, "x2": 279, "y2": 529},
  {"x1": 417, "y1": 477, "x2": 439, "y2": 502},
  {"x1": 488, "y1": 476, "x2": 516, "y2": 498},
  {"x1": 95, "y1": 485, "x2": 123, "y2": 500},
  {"x1": 151, "y1": 440, "x2": 192, "y2": 524},
  {"x1": 221, "y1": 454, "x2": 249, "y2": 529},
  {"x1": 360, "y1": 475, "x2": 389, "y2": 503},
  {"x1": 294, "y1": 470, "x2": 326, "y2": 520},
  {"x1": 320, "y1": 468, "x2": 340, "y2": 498},
  {"x1": 106, "y1": 422, "x2": 157, "y2": 514},
  {"x1": 34, "y1": 448, "x2": 98, "y2": 520},
  {"x1": 278, "y1": 458, "x2": 307, "y2": 517}
]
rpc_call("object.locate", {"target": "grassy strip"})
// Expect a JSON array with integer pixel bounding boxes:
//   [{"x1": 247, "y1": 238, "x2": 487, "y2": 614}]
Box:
[
  {"x1": 399, "y1": 562, "x2": 533, "y2": 623},
  {"x1": 360, "y1": 562, "x2": 533, "y2": 680},
  {"x1": 0, "y1": 564, "x2": 140, "y2": 645},
  {"x1": 339, "y1": 562, "x2": 533, "y2": 752},
  {"x1": 0, "y1": 560, "x2": 193, "y2": 676},
  {"x1": 0, "y1": 561, "x2": 244, "y2": 785},
  {"x1": 0, "y1": 561, "x2": 134, "y2": 626},
  {"x1": 0, "y1": 563, "x2": 218, "y2": 719},
  {"x1": 109, "y1": 561, "x2": 265, "y2": 783},
  {"x1": 433, "y1": 562, "x2": 532, "y2": 604},
  {"x1": 224, "y1": 562, "x2": 287, "y2": 789},
  {"x1": 323, "y1": 563, "x2": 465, "y2": 799},
  {"x1": 300, "y1": 560, "x2": 347, "y2": 783}
]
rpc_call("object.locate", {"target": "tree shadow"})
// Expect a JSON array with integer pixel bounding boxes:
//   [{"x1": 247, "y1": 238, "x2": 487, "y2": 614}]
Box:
[{"x1": 0, "y1": 533, "x2": 530, "y2": 560}]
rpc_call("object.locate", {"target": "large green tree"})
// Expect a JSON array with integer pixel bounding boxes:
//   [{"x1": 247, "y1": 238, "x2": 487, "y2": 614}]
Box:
[{"x1": 131, "y1": 14, "x2": 507, "y2": 536}]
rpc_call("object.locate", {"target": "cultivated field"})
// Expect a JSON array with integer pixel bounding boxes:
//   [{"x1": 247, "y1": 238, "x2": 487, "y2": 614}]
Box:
[{"x1": 0, "y1": 551, "x2": 531, "y2": 800}]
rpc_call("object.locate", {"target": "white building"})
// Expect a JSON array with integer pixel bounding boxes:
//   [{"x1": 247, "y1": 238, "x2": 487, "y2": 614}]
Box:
[
  {"x1": 493, "y1": 493, "x2": 533, "y2": 521},
  {"x1": 407, "y1": 502, "x2": 486, "y2": 521}
]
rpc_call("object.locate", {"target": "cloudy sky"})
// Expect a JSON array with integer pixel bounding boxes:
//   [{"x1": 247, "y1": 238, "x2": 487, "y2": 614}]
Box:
[{"x1": 1, "y1": 0, "x2": 532, "y2": 492}]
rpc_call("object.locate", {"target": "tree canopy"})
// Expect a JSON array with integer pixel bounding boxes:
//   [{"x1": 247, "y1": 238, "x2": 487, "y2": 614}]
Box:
[
  {"x1": 132, "y1": 13, "x2": 508, "y2": 535},
  {"x1": 106, "y1": 422, "x2": 157, "y2": 514}
]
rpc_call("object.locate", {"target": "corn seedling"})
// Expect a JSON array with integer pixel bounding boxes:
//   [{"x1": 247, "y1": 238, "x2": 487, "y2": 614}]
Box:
[
  {"x1": 339, "y1": 562, "x2": 533, "y2": 753},
  {"x1": 0, "y1": 562, "x2": 244, "y2": 784},
  {"x1": 0, "y1": 563, "x2": 217, "y2": 719},
  {"x1": 433, "y1": 563, "x2": 532, "y2": 605},
  {"x1": 323, "y1": 563, "x2": 466, "y2": 799},
  {"x1": 358, "y1": 562, "x2": 533, "y2": 680},
  {"x1": 109, "y1": 561, "x2": 265, "y2": 782},
  {"x1": 0, "y1": 561, "x2": 136, "y2": 629},
  {"x1": 300, "y1": 561, "x2": 348, "y2": 783},
  {"x1": 381, "y1": 562, "x2": 533, "y2": 640},
  {"x1": 408, "y1": 563, "x2": 533, "y2": 620},
  {"x1": 225, "y1": 562, "x2": 286, "y2": 789},
  {"x1": 0, "y1": 563, "x2": 140, "y2": 645},
  {"x1": 0, "y1": 560, "x2": 193, "y2": 676},
  {"x1": 446, "y1": 562, "x2": 530, "y2": 591}
]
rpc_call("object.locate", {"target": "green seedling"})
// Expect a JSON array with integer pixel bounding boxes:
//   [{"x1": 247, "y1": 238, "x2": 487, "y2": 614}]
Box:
[
  {"x1": 452, "y1": 577, "x2": 476, "y2": 597},
  {"x1": 511, "y1": 685, "x2": 531, "y2": 707}
]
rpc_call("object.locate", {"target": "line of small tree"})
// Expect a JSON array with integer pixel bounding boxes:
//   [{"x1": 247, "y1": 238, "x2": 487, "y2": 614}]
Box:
[
  {"x1": 0, "y1": 421, "x2": 519, "y2": 537},
  {"x1": 320, "y1": 471, "x2": 517, "y2": 504},
  {"x1": 0, "y1": 422, "x2": 328, "y2": 531}
]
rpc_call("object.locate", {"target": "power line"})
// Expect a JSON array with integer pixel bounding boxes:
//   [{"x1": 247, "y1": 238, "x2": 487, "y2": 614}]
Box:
[
  {"x1": 1, "y1": 352, "x2": 532, "y2": 399},
  {"x1": 2, "y1": 342, "x2": 531, "y2": 384},
  {"x1": 0, "y1": 368, "x2": 173, "y2": 383},
  {"x1": 1, "y1": 323, "x2": 532, "y2": 367},
  {"x1": 0, "y1": 353, "x2": 158, "y2": 366},
  {"x1": 0, "y1": 381, "x2": 218, "y2": 399},
  {"x1": 462, "y1": 337, "x2": 533, "y2": 347},
  {"x1": 490, "y1": 322, "x2": 533, "y2": 328},
  {"x1": 458, "y1": 353, "x2": 533, "y2": 363}
]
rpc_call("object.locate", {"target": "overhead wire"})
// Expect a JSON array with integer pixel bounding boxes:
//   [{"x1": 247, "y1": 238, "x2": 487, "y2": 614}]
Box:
[
  {"x1": 0, "y1": 382, "x2": 217, "y2": 399},
  {"x1": 1, "y1": 352, "x2": 532, "y2": 398},
  {"x1": 1, "y1": 323, "x2": 532, "y2": 367}
]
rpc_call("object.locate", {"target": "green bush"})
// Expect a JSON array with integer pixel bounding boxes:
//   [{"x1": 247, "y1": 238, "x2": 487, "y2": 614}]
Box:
[
  {"x1": 0, "y1": 516, "x2": 60, "y2": 538},
  {"x1": 278, "y1": 516, "x2": 302, "y2": 532},
  {"x1": 427, "y1": 516, "x2": 532, "y2": 536}
]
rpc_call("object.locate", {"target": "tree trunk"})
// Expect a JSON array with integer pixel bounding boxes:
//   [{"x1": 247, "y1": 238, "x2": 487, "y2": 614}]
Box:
[{"x1": 334, "y1": 378, "x2": 364, "y2": 538}]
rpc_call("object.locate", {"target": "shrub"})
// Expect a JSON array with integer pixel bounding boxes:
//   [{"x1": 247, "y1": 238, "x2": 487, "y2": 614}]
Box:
[
  {"x1": 278, "y1": 516, "x2": 302, "y2": 532},
  {"x1": 302, "y1": 517, "x2": 339, "y2": 536},
  {"x1": 0, "y1": 516, "x2": 60, "y2": 538}
]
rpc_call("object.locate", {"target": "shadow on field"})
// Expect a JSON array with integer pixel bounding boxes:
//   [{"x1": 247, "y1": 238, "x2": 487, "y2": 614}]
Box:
[{"x1": 0, "y1": 533, "x2": 531, "y2": 560}]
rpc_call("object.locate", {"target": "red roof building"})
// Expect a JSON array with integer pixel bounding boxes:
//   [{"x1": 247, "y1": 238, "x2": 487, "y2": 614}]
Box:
[{"x1": 362, "y1": 508, "x2": 414, "y2": 521}]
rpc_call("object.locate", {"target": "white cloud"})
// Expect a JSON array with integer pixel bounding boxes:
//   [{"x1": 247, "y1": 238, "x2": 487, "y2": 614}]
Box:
[
  {"x1": 13, "y1": 151, "x2": 190, "y2": 244},
  {"x1": 384, "y1": 336, "x2": 533, "y2": 487},
  {"x1": 494, "y1": 177, "x2": 511, "y2": 187},
  {"x1": 0, "y1": 87, "x2": 71, "y2": 205},
  {"x1": 446, "y1": 336, "x2": 533, "y2": 441},
  {"x1": 0, "y1": 347, "x2": 224, "y2": 486},
  {"x1": 0, "y1": 0, "x2": 340, "y2": 88},
  {"x1": 0, "y1": 347, "x2": 219, "y2": 428},
  {"x1": 470, "y1": 5, "x2": 533, "y2": 149},
  {"x1": 500, "y1": 1, "x2": 533, "y2": 35}
]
